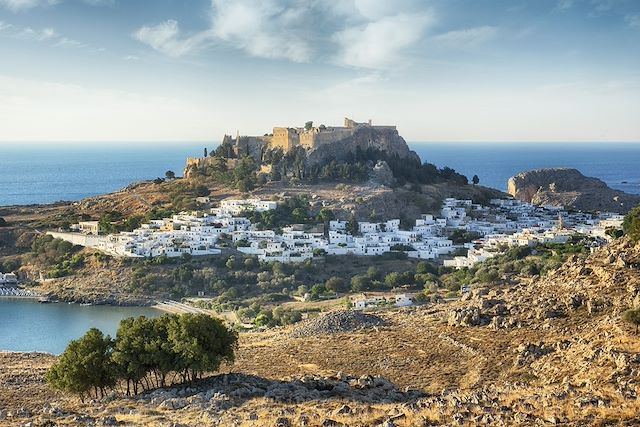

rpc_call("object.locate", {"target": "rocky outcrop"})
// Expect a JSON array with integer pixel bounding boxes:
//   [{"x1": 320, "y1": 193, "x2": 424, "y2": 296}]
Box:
[
  {"x1": 369, "y1": 160, "x2": 395, "y2": 186},
  {"x1": 306, "y1": 125, "x2": 420, "y2": 166},
  {"x1": 508, "y1": 168, "x2": 640, "y2": 213}
]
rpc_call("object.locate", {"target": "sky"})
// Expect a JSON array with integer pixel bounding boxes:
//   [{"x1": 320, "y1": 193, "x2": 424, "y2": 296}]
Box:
[{"x1": 0, "y1": 0, "x2": 639, "y2": 143}]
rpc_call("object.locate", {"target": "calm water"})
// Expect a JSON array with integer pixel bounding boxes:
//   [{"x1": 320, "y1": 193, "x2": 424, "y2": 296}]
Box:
[
  {"x1": 412, "y1": 142, "x2": 640, "y2": 195},
  {"x1": 0, "y1": 143, "x2": 205, "y2": 206},
  {"x1": 0, "y1": 298, "x2": 159, "y2": 354},
  {"x1": 1, "y1": 142, "x2": 639, "y2": 206}
]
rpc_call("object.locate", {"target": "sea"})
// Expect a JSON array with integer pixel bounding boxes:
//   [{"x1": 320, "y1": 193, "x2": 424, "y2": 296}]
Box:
[
  {"x1": 1, "y1": 142, "x2": 640, "y2": 206},
  {"x1": 0, "y1": 299, "x2": 159, "y2": 354}
]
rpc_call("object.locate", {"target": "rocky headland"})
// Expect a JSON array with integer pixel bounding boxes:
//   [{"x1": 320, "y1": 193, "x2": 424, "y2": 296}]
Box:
[{"x1": 508, "y1": 167, "x2": 640, "y2": 213}]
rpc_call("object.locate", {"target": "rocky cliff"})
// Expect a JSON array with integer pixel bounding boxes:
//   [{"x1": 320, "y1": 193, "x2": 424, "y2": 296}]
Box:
[
  {"x1": 306, "y1": 125, "x2": 420, "y2": 166},
  {"x1": 508, "y1": 168, "x2": 640, "y2": 213}
]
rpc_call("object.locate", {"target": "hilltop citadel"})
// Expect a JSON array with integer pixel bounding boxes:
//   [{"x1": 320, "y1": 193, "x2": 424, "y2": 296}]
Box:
[{"x1": 184, "y1": 117, "x2": 416, "y2": 177}]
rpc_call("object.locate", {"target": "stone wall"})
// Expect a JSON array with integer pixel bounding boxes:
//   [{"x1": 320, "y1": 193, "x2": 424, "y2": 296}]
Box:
[
  {"x1": 306, "y1": 125, "x2": 420, "y2": 166},
  {"x1": 272, "y1": 127, "x2": 299, "y2": 152}
]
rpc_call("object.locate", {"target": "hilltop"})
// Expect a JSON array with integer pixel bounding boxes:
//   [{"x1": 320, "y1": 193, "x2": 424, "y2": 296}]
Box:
[
  {"x1": 184, "y1": 117, "x2": 420, "y2": 179},
  {"x1": 508, "y1": 168, "x2": 640, "y2": 213},
  {"x1": 2, "y1": 236, "x2": 640, "y2": 425}
]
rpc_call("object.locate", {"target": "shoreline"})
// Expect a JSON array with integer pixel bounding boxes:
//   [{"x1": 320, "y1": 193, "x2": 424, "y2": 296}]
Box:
[
  {"x1": 0, "y1": 287, "x2": 41, "y2": 300},
  {"x1": 0, "y1": 294, "x2": 41, "y2": 300},
  {"x1": 153, "y1": 300, "x2": 215, "y2": 315}
]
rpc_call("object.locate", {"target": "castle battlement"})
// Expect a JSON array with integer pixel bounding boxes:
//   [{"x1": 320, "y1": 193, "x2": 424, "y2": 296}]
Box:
[{"x1": 185, "y1": 116, "x2": 416, "y2": 178}]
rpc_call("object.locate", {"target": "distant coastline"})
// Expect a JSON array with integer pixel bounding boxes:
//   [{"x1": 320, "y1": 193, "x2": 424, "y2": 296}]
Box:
[{"x1": 1, "y1": 142, "x2": 640, "y2": 206}]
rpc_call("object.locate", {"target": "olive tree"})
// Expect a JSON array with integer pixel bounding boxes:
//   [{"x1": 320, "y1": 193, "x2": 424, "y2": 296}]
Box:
[{"x1": 46, "y1": 328, "x2": 116, "y2": 401}]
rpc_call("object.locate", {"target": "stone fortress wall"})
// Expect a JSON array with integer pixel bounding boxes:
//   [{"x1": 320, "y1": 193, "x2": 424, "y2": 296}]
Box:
[
  {"x1": 184, "y1": 117, "x2": 408, "y2": 177},
  {"x1": 270, "y1": 118, "x2": 396, "y2": 153}
]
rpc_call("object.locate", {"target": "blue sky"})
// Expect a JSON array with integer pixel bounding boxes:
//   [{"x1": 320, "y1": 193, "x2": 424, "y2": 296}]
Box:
[{"x1": 0, "y1": 0, "x2": 639, "y2": 143}]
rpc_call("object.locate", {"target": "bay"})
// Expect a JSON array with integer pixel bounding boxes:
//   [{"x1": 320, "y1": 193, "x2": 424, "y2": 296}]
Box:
[{"x1": 0, "y1": 298, "x2": 159, "y2": 354}]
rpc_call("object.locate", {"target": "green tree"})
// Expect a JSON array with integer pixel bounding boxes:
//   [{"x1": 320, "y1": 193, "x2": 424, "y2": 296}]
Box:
[
  {"x1": 123, "y1": 215, "x2": 143, "y2": 232},
  {"x1": 350, "y1": 274, "x2": 371, "y2": 292},
  {"x1": 605, "y1": 227, "x2": 624, "y2": 239},
  {"x1": 623, "y1": 206, "x2": 640, "y2": 242},
  {"x1": 325, "y1": 276, "x2": 346, "y2": 293},
  {"x1": 472, "y1": 175, "x2": 480, "y2": 185},
  {"x1": 416, "y1": 261, "x2": 437, "y2": 275},
  {"x1": 623, "y1": 307, "x2": 640, "y2": 334},
  {"x1": 166, "y1": 313, "x2": 237, "y2": 382},
  {"x1": 292, "y1": 207, "x2": 307, "y2": 223},
  {"x1": 234, "y1": 156, "x2": 257, "y2": 192},
  {"x1": 317, "y1": 207, "x2": 334, "y2": 223},
  {"x1": 194, "y1": 185, "x2": 210, "y2": 197},
  {"x1": 304, "y1": 121, "x2": 313, "y2": 131},
  {"x1": 46, "y1": 328, "x2": 116, "y2": 402},
  {"x1": 347, "y1": 214, "x2": 359, "y2": 236},
  {"x1": 384, "y1": 272, "x2": 403, "y2": 289},
  {"x1": 99, "y1": 213, "x2": 117, "y2": 234},
  {"x1": 112, "y1": 316, "x2": 156, "y2": 395},
  {"x1": 165, "y1": 170, "x2": 176, "y2": 180}
]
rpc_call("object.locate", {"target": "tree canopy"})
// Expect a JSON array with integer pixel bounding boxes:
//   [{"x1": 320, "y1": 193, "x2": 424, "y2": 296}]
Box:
[
  {"x1": 47, "y1": 314, "x2": 237, "y2": 398},
  {"x1": 623, "y1": 206, "x2": 640, "y2": 242}
]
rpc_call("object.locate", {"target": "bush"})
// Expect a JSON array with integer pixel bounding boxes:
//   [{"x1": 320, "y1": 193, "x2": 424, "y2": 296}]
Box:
[
  {"x1": 623, "y1": 307, "x2": 640, "y2": 334},
  {"x1": 623, "y1": 206, "x2": 640, "y2": 242}
]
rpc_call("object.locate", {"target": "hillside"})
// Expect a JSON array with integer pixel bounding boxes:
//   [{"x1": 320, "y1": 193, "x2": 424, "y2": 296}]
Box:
[
  {"x1": 3, "y1": 237, "x2": 640, "y2": 426},
  {"x1": 508, "y1": 168, "x2": 640, "y2": 213}
]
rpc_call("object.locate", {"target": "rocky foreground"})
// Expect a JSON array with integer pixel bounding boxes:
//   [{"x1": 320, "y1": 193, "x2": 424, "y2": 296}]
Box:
[
  {"x1": 508, "y1": 167, "x2": 640, "y2": 213},
  {"x1": 3, "y1": 238, "x2": 640, "y2": 426}
]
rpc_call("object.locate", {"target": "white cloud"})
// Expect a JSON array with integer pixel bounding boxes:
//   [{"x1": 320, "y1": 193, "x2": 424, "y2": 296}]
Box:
[
  {"x1": 591, "y1": 0, "x2": 616, "y2": 12},
  {"x1": 432, "y1": 26, "x2": 499, "y2": 49},
  {"x1": 626, "y1": 14, "x2": 640, "y2": 29},
  {"x1": 333, "y1": 13, "x2": 434, "y2": 69},
  {"x1": 556, "y1": 0, "x2": 574, "y2": 10},
  {"x1": 0, "y1": 0, "x2": 112, "y2": 10},
  {"x1": 0, "y1": 21, "x2": 15, "y2": 32},
  {"x1": 132, "y1": 20, "x2": 212, "y2": 57},
  {"x1": 0, "y1": 0, "x2": 58, "y2": 12},
  {"x1": 15, "y1": 26, "x2": 58, "y2": 41},
  {"x1": 54, "y1": 36, "x2": 87, "y2": 48},
  {"x1": 209, "y1": 0, "x2": 312, "y2": 63},
  {"x1": 133, "y1": 0, "x2": 434, "y2": 68},
  {"x1": 0, "y1": 20, "x2": 90, "y2": 49}
]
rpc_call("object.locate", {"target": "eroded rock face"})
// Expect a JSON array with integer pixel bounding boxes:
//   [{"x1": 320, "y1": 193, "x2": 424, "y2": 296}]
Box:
[
  {"x1": 306, "y1": 126, "x2": 421, "y2": 166},
  {"x1": 507, "y1": 168, "x2": 640, "y2": 213},
  {"x1": 369, "y1": 161, "x2": 395, "y2": 187}
]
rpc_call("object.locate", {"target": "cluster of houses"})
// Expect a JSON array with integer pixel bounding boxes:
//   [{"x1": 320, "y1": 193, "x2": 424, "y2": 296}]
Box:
[
  {"x1": 48, "y1": 197, "x2": 623, "y2": 267},
  {"x1": 0, "y1": 272, "x2": 18, "y2": 286},
  {"x1": 442, "y1": 198, "x2": 624, "y2": 269}
]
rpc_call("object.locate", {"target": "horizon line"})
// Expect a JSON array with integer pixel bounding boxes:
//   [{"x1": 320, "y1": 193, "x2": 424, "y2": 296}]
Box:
[{"x1": 1, "y1": 140, "x2": 640, "y2": 146}]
